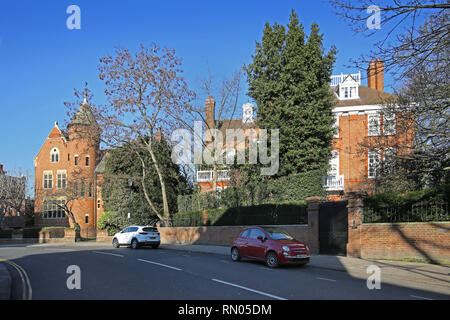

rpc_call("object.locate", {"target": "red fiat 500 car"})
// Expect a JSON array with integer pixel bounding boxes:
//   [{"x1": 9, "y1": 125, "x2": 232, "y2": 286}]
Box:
[{"x1": 231, "y1": 226, "x2": 310, "y2": 268}]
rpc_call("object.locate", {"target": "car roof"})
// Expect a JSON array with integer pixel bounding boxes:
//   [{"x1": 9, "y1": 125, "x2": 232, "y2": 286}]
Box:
[{"x1": 128, "y1": 225, "x2": 157, "y2": 228}]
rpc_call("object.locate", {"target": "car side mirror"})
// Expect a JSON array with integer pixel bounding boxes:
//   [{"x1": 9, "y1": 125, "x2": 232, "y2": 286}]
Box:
[{"x1": 257, "y1": 235, "x2": 265, "y2": 242}]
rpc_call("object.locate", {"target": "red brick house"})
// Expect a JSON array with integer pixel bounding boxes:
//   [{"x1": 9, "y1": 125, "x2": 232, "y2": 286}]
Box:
[
  {"x1": 197, "y1": 59, "x2": 414, "y2": 197},
  {"x1": 325, "y1": 59, "x2": 414, "y2": 199},
  {"x1": 33, "y1": 98, "x2": 105, "y2": 237},
  {"x1": 196, "y1": 97, "x2": 260, "y2": 193}
]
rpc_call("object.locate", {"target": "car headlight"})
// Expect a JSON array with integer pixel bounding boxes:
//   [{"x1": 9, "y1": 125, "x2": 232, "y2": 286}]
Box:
[{"x1": 282, "y1": 246, "x2": 290, "y2": 252}]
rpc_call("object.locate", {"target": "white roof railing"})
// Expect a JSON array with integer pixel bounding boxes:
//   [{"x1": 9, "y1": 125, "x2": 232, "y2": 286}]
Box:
[{"x1": 330, "y1": 72, "x2": 361, "y2": 87}]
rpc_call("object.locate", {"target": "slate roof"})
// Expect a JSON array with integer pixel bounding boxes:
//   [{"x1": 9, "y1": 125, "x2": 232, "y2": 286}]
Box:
[
  {"x1": 69, "y1": 99, "x2": 98, "y2": 127},
  {"x1": 332, "y1": 85, "x2": 396, "y2": 107}
]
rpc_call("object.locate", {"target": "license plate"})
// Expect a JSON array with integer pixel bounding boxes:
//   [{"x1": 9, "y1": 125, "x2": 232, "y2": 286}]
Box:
[{"x1": 296, "y1": 254, "x2": 308, "y2": 259}]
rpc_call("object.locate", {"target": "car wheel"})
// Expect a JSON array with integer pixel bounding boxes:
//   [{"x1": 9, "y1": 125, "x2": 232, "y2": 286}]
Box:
[
  {"x1": 131, "y1": 239, "x2": 139, "y2": 249},
  {"x1": 151, "y1": 244, "x2": 159, "y2": 249},
  {"x1": 266, "y1": 251, "x2": 279, "y2": 268},
  {"x1": 112, "y1": 238, "x2": 120, "y2": 248},
  {"x1": 231, "y1": 247, "x2": 241, "y2": 262}
]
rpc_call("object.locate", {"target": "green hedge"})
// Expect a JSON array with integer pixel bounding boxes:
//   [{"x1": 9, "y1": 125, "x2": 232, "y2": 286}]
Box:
[
  {"x1": 363, "y1": 189, "x2": 449, "y2": 223},
  {"x1": 179, "y1": 170, "x2": 324, "y2": 213},
  {"x1": 363, "y1": 189, "x2": 447, "y2": 208},
  {"x1": 173, "y1": 201, "x2": 307, "y2": 227}
]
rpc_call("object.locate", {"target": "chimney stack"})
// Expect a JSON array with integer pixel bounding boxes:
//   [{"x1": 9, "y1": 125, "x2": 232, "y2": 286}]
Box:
[
  {"x1": 367, "y1": 58, "x2": 384, "y2": 92},
  {"x1": 205, "y1": 96, "x2": 215, "y2": 130},
  {"x1": 155, "y1": 127, "x2": 162, "y2": 142}
]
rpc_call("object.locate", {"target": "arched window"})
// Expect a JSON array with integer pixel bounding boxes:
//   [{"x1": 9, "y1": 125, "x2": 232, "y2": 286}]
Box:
[{"x1": 50, "y1": 147, "x2": 60, "y2": 163}]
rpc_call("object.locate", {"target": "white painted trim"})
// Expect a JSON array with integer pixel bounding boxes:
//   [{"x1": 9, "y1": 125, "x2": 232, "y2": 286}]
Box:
[{"x1": 333, "y1": 104, "x2": 383, "y2": 113}]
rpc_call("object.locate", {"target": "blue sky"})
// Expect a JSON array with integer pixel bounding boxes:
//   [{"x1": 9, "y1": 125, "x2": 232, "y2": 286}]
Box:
[{"x1": 0, "y1": 0, "x2": 394, "y2": 181}]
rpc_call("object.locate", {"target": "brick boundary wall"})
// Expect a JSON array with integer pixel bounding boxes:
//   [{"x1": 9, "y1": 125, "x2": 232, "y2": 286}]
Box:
[
  {"x1": 360, "y1": 222, "x2": 450, "y2": 264},
  {"x1": 0, "y1": 227, "x2": 76, "y2": 245},
  {"x1": 156, "y1": 198, "x2": 321, "y2": 253},
  {"x1": 346, "y1": 192, "x2": 450, "y2": 264}
]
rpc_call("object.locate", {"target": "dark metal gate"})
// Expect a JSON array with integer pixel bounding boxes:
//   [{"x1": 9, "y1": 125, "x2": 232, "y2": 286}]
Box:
[{"x1": 319, "y1": 201, "x2": 348, "y2": 255}]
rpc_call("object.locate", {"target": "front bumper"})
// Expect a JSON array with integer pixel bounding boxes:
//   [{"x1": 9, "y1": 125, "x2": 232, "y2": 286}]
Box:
[{"x1": 279, "y1": 253, "x2": 310, "y2": 264}]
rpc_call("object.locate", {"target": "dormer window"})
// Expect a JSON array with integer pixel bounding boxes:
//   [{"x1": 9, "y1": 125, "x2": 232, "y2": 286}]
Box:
[
  {"x1": 50, "y1": 148, "x2": 60, "y2": 163},
  {"x1": 334, "y1": 74, "x2": 360, "y2": 100}
]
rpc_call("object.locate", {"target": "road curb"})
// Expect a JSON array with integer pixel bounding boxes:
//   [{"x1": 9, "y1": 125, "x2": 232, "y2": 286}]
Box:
[{"x1": 0, "y1": 262, "x2": 12, "y2": 300}]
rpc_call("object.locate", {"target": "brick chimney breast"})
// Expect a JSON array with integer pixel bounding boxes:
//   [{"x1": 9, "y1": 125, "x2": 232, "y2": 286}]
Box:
[
  {"x1": 205, "y1": 96, "x2": 215, "y2": 130},
  {"x1": 375, "y1": 58, "x2": 384, "y2": 92},
  {"x1": 367, "y1": 58, "x2": 384, "y2": 92},
  {"x1": 155, "y1": 127, "x2": 162, "y2": 142},
  {"x1": 367, "y1": 59, "x2": 376, "y2": 90}
]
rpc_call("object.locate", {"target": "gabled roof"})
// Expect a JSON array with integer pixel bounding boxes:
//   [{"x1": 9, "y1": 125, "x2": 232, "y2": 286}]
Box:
[
  {"x1": 48, "y1": 122, "x2": 64, "y2": 139},
  {"x1": 341, "y1": 74, "x2": 359, "y2": 84}
]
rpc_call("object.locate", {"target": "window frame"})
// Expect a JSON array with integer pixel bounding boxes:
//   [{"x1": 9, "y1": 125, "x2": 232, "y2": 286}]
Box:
[
  {"x1": 367, "y1": 112, "x2": 381, "y2": 136},
  {"x1": 57, "y1": 170, "x2": 67, "y2": 189},
  {"x1": 383, "y1": 112, "x2": 396, "y2": 136},
  {"x1": 368, "y1": 149, "x2": 381, "y2": 179},
  {"x1": 43, "y1": 171, "x2": 53, "y2": 189},
  {"x1": 50, "y1": 148, "x2": 60, "y2": 163}
]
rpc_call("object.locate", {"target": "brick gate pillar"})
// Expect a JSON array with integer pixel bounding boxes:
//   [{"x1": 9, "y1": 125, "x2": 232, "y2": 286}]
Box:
[{"x1": 346, "y1": 192, "x2": 364, "y2": 258}]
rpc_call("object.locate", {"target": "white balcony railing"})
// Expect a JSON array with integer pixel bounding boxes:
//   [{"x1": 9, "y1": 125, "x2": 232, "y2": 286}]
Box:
[
  {"x1": 323, "y1": 175, "x2": 345, "y2": 191},
  {"x1": 196, "y1": 170, "x2": 231, "y2": 182},
  {"x1": 330, "y1": 72, "x2": 361, "y2": 87}
]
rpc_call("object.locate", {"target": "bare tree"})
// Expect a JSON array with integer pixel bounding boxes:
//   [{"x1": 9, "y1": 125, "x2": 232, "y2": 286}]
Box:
[
  {"x1": 90, "y1": 43, "x2": 195, "y2": 225},
  {"x1": 0, "y1": 169, "x2": 28, "y2": 229},
  {"x1": 174, "y1": 67, "x2": 247, "y2": 193},
  {"x1": 328, "y1": 0, "x2": 449, "y2": 81},
  {"x1": 34, "y1": 167, "x2": 95, "y2": 234}
]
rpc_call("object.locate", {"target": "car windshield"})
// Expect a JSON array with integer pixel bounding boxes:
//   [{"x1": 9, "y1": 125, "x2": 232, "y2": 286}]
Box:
[
  {"x1": 263, "y1": 228, "x2": 294, "y2": 240},
  {"x1": 143, "y1": 227, "x2": 157, "y2": 232}
]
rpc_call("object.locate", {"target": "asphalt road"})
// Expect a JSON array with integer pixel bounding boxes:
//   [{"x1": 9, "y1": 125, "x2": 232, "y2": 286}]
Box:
[{"x1": 0, "y1": 243, "x2": 449, "y2": 300}]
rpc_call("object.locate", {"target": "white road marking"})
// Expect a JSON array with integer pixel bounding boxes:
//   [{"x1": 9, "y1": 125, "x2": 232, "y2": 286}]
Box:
[
  {"x1": 138, "y1": 259, "x2": 182, "y2": 271},
  {"x1": 211, "y1": 278, "x2": 287, "y2": 300},
  {"x1": 316, "y1": 277, "x2": 337, "y2": 282},
  {"x1": 92, "y1": 251, "x2": 124, "y2": 258},
  {"x1": 220, "y1": 260, "x2": 230, "y2": 264},
  {"x1": 410, "y1": 295, "x2": 433, "y2": 300},
  {"x1": 3, "y1": 260, "x2": 32, "y2": 300}
]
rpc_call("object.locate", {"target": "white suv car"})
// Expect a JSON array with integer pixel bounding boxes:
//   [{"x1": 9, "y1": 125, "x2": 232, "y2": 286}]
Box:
[{"x1": 112, "y1": 226, "x2": 160, "y2": 249}]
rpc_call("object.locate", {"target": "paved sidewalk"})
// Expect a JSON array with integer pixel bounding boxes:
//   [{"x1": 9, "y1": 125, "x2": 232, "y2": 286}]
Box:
[{"x1": 161, "y1": 244, "x2": 450, "y2": 295}]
